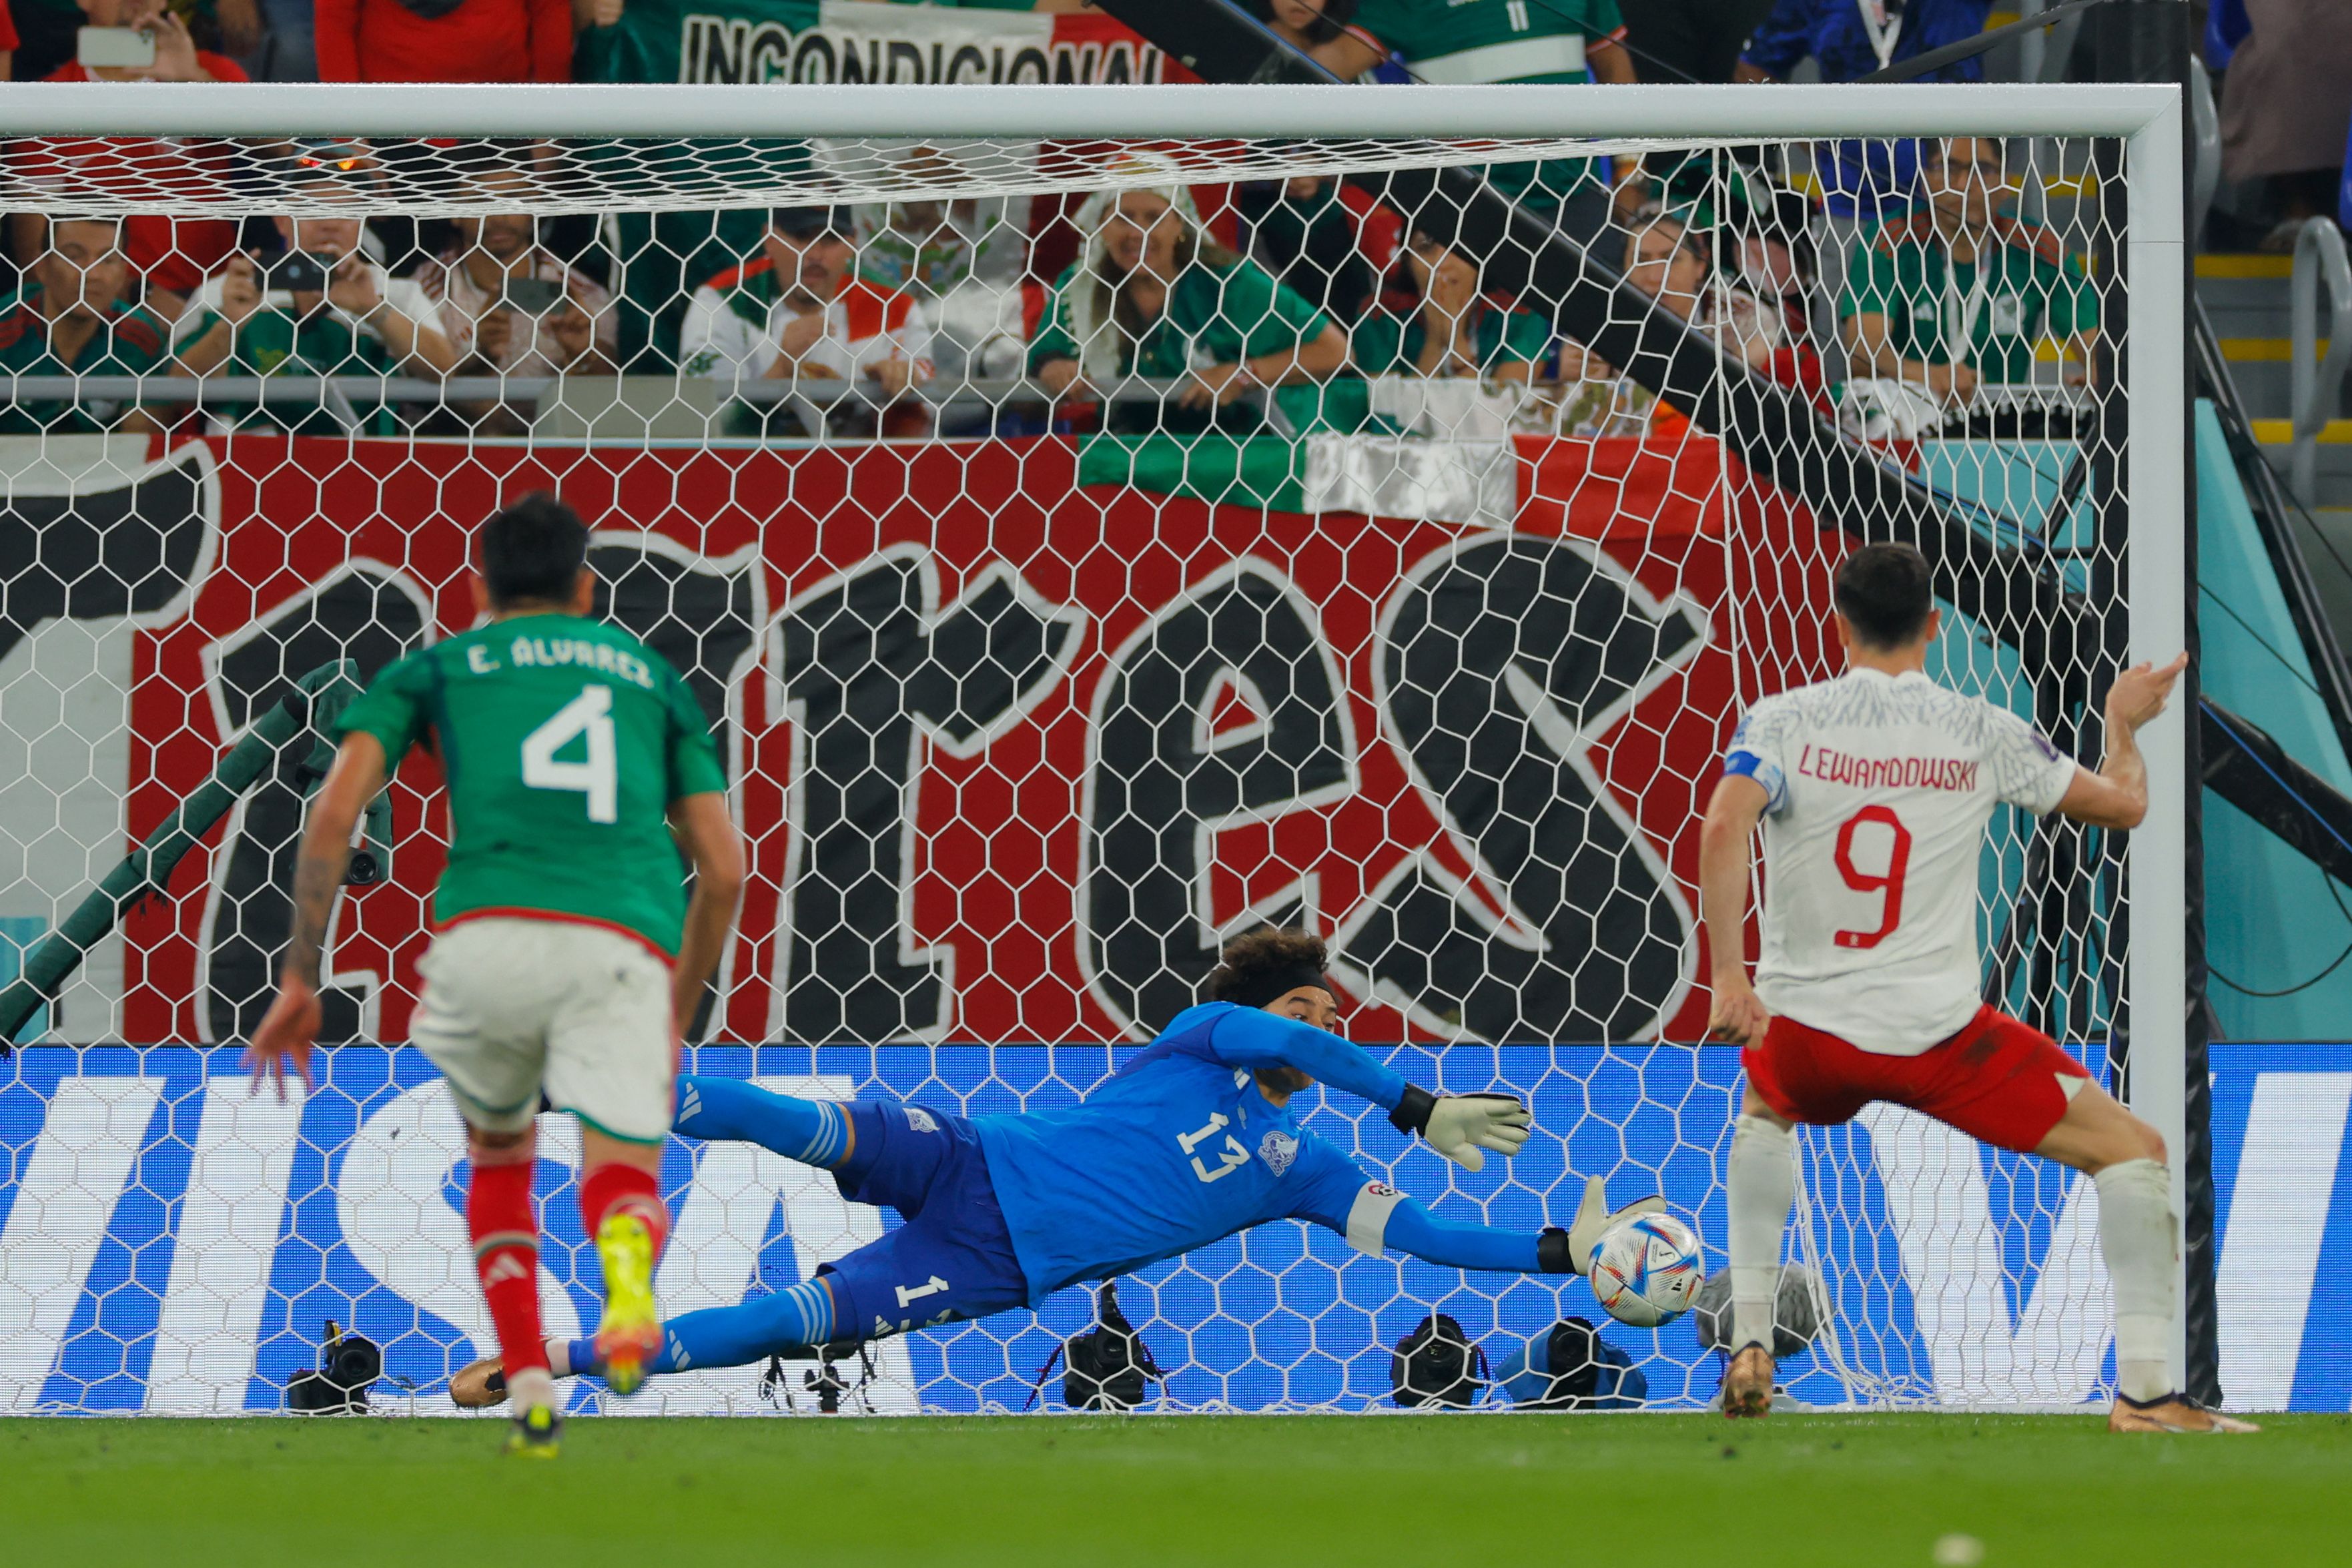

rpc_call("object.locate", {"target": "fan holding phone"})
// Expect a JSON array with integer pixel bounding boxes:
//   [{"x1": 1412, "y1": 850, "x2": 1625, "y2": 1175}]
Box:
[{"x1": 415, "y1": 164, "x2": 619, "y2": 432}]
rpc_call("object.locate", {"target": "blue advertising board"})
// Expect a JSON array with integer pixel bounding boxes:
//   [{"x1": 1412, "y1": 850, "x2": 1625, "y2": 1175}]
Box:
[{"x1": 0, "y1": 1042, "x2": 2339, "y2": 1414}]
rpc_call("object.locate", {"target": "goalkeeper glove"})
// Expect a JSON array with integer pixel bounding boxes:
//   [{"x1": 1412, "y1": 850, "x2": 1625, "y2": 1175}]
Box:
[
  {"x1": 1538, "y1": 1174, "x2": 1668, "y2": 1276},
  {"x1": 1389, "y1": 1087, "x2": 1531, "y2": 1172}
]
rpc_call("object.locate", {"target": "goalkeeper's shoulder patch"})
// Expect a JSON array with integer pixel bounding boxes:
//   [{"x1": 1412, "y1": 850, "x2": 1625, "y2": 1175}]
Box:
[{"x1": 1344, "y1": 1180, "x2": 1405, "y2": 1257}]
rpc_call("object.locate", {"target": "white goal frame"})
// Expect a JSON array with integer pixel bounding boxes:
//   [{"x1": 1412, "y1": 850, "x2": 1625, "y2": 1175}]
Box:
[{"x1": 0, "y1": 78, "x2": 2191, "y2": 1395}]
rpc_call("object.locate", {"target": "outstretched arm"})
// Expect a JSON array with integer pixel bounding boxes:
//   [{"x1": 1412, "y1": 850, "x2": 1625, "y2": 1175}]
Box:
[
  {"x1": 1300, "y1": 1158, "x2": 1661, "y2": 1278},
  {"x1": 1208, "y1": 1008, "x2": 1531, "y2": 1172},
  {"x1": 1206, "y1": 1006, "x2": 1408, "y2": 1108},
  {"x1": 245, "y1": 733, "x2": 386, "y2": 1096},
  {"x1": 1318, "y1": 1184, "x2": 1583, "y2": 1274},
  {"x1": 1383, "y1": 1198, "x2": 1556, "y2": 1273}
]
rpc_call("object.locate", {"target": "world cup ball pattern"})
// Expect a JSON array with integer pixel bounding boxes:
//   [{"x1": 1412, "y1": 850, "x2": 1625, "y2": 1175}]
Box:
[{"x1": 1589, "y1": 1213, "x2": 1705, "y2": 1328}]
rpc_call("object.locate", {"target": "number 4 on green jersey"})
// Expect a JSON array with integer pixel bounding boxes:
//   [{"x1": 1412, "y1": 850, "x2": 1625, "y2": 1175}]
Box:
[{"x1": 522, "y1": 682, "x2": 621, "y2": 823}]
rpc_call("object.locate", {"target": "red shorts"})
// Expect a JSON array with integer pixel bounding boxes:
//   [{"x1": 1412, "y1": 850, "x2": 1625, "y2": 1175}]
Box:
[{"x1": 1741, "y1": 1004, "x2": 2092, "y2": 1154}]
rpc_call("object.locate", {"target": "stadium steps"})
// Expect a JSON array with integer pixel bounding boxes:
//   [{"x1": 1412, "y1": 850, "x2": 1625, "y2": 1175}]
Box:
[
  {"x1": 2198, "y1": 253, "x2": 2349, "y2": 422},
  {"x1": 2251, "y1": 418, "x2": 2352, "y2": 509}
]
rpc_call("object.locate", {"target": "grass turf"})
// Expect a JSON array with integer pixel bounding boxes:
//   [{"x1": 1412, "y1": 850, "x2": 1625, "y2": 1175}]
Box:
[{"x1": 3, "y1": 1412, "x2": 2343, "y2": 1566}]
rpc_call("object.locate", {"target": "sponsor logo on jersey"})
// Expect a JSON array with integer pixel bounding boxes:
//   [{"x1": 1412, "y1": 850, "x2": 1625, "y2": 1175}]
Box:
[
  {"x1": 1258, "y1": 1130, "x2": 1298, "y2": 1176},
  {"x1": 904, "y1": 1106, "x2": 939, "y2": 1134}
]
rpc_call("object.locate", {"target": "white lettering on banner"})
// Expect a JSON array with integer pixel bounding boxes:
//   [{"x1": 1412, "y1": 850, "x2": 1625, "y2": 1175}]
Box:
[
  {"x1": 0, "y1": 439, "x2": 219, "y2": 1043},
  {"x1": 0, "y1": 1076, "x2": 161, "y2": 1409},
  {"x1": 1860, "y1": 1104, "x2": 2111, "y2": 1405},
  {"x1": 0, "y1": 618, "x2": 136, "y2": 1043},
  {"x1": 2215, "y1": 1072, "x2": 2352, "y2": 1411},
  {"x1": 678, "y1": 8, "x2": 1162, "y2": 88},
  {"x1": 144, "y1": 1078, "x2": 302, "y2": 1413},
  {"x1": 338, "y1": 1082, "x2": 582, "y2": 1413},
  {"x1": 637, "y1": 1076, "x2": 915, "y2": 1417}
]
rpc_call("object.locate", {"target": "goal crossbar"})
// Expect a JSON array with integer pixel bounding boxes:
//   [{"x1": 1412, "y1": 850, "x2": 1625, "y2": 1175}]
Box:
[{"x1": 0, "y1": 80, "x2": 2181, "y2": 143}]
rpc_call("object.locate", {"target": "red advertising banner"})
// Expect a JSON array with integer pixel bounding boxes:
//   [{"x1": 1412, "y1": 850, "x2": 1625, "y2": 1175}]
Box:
[{"x1": 93, "y1": 432, "x2": 1837, "y2": 1046}]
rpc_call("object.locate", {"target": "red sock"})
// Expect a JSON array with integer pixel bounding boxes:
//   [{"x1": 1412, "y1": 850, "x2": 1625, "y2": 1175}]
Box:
[
  {"x1": 466, "y1": 1159, "x2": 547, "y2": 1377},
  {"x1": 580, "y1": 1162, "x2": 669, "y2": 1261}
]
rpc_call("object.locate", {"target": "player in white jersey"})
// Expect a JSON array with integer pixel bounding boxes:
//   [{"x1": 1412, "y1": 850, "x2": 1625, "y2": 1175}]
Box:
[{"x1": 1699, "y1": 542, "x2": 2252, "y2": 1435}]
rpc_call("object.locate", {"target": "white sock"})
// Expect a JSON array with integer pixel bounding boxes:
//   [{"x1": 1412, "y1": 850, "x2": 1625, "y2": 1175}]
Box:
[
  {"x1": 1728, "y1": 1114, "x2": 1798, "y2": 1354},
  {"x1": 2095, "y1": 1157, "x2": 2178, "y2": 1403},
  {"x1": 506, "y1": 1366, "x2": 556, "y2": 1414},
  {"x1": 546, "y1": 1338, "x2": 570, "y2": 1379}
]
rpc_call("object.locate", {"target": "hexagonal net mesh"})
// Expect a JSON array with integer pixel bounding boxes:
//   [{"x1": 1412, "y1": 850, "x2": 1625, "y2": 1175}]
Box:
[{"x1": 0, "y1": 98, "x2": 2171, "y2": 1415}]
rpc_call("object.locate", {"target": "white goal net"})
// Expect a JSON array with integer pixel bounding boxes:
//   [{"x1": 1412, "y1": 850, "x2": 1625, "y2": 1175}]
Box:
[{"x1": 0, "y1": 83, "x2": 2185, "y2": 1414}]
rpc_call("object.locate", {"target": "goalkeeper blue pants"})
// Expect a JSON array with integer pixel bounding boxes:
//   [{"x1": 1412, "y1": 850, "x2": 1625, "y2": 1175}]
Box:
[{"x1": 591, "y1": 1084, "x2": 1034, "y2": 1377}]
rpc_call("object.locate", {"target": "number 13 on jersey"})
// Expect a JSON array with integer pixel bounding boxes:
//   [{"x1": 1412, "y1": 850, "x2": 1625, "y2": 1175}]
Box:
[{"x1": 521, "y1": 683, "x2": 619, "y2": 823}]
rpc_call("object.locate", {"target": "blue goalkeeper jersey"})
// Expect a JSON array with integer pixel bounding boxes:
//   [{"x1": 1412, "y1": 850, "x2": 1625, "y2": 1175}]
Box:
[{"x1": 972, "y1": 1004, "x2": 1413, "y2": 1305}]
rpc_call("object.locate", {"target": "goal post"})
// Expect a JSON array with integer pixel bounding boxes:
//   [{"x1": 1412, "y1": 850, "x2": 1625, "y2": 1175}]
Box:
[{"x1": 0, "y1": 80, "x2": 2193, "y2": 1413}]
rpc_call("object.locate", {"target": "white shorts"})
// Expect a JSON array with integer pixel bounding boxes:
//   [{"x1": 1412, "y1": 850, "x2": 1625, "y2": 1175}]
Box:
[{"x1": 410, "y1": 917, "x2": 675, "y2": 1144}]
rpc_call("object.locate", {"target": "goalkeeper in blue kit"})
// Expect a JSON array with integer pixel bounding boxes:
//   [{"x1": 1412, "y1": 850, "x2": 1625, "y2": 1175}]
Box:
[{"x1": 454, "y1": 928, "x2": 1656, "y2": 1404}]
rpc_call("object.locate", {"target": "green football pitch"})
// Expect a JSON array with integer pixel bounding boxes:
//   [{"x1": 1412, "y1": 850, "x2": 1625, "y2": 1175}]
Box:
[{"x1": 3, "y1": 1413, "x2": 2343, "y2": 1566}]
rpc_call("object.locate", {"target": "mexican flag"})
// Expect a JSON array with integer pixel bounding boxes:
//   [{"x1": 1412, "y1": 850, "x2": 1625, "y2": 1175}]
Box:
[{"x1": 1077, "y1": 432, "x2": 1749, "y2": 538}]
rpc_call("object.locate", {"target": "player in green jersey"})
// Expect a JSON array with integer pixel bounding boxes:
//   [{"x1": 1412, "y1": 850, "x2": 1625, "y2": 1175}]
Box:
[{"x1": 248, "y1": 495, "x2": 745, "y2": 1458}]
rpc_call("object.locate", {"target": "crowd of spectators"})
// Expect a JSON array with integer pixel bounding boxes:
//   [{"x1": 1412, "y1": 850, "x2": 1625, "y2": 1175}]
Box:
[{"x1": 0, "y1": 0, "x2": 2140, "y2": 445}]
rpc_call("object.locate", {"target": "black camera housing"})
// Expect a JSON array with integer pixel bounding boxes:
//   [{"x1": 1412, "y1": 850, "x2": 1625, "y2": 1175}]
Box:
[{"x1": 266, "y1": 252, "x2": 332, "y2": 295}]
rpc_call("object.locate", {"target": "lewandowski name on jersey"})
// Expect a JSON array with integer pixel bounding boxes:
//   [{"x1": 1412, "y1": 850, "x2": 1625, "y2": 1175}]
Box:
[{"x1": 1795, "y1": 748, "x2": 1980, "y2": 793}]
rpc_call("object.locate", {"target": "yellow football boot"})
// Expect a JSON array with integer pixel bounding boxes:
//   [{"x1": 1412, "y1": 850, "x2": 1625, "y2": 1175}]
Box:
[{"x1": 593, "y1": 1211, "x2": 662, "y2": 1397}]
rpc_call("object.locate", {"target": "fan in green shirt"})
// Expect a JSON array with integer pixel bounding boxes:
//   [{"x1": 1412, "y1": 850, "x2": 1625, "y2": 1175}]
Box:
[
  {"x1": 1840, "y1": 136, "x2": 2100, "y2": 407},
  {"x1": 1320, "y1": 226, "x2": 1552, "y2": 432},
  {"x1": 1350, "y1": 230, "x2": 1553, "y2": 380},
  {"x1": 1028, "y1": 176, "x2": 1349, "y2": 437},
  {"x1": 1313, "y1": 0, "x2": 1641, "y2": 221},
  {"x1": 0, "y1": 219, "x2": 169, "y2": 436}
]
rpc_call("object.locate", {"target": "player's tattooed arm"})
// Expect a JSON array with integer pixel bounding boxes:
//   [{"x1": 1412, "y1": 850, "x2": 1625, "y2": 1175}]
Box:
[
  {"x1": 246, "y1": 735, "x2": 385, "y2": 1095},
  {"x1": 284, "y1": 851, "x2": 342, "y2": 990},
  {"x1": 2058, "y1": 653, "x2": 2189, "y2": 831},
  {"x1": 1699, "y1": 772, "x2": 1772, "y2": 1049},
  {"x1": 667, "y1": 791, "x2": 746, "y2": 1036},
  {"x1": 282, "y1": 735, "x2": 384, "y2": 987}
]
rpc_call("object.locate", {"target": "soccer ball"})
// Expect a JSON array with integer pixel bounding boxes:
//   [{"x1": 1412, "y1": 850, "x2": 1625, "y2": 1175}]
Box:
[{"x1": 1587, "y1": 1213, "x2": 1706, "y2": 1328}]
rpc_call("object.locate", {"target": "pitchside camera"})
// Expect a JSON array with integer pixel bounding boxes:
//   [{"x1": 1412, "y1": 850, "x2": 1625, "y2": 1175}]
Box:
[{"x1": 284, "y1": 1320, "x2": 382, "y2": 1414}]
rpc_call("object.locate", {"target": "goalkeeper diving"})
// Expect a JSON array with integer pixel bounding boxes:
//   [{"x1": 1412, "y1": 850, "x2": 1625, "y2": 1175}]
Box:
[{"x1": 455, "y1": 927, "x2": 1655, "y2": 1405}]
